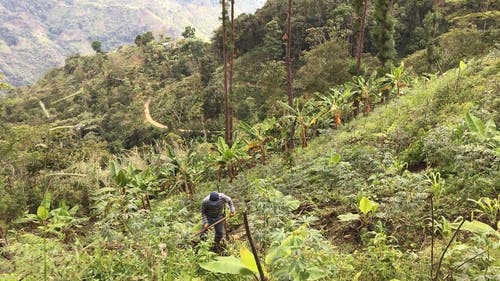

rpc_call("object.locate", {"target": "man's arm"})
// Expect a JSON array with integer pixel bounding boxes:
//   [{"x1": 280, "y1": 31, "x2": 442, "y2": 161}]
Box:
[
  {"x1": 220, "y1": 193, "x2": 235, "y2": 214},
  {"x1": 201, "y1": 201, "x2": 208, "y2": 226}
]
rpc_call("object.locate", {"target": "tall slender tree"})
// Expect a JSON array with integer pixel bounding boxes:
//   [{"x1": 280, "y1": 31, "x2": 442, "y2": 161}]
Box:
[
  {"x1": 285, "y1": 0, "x2": 295, "y2": 149},
  {"x1": 373, "y1": 0, "x2": 396, "y2": 72},
  {"x1": 354, "y1": 0, "x2": 369, "y2": 75},
  {"x1": 221, "y1": 0, "x2": 232, "y2": 145},
  {"x1": 229, "y1": 0, "x2": 235, "y2": 145}
]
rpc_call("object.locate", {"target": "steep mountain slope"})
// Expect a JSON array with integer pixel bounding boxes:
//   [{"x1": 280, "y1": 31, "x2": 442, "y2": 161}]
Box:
[
  {"x1": 0, "y1": 0, "x2": 499, "y2": 279},
  {"x1": 0, "y1": 51, "x2": 498, "y2": 281},
  {"x1": 0, "y1": 0, "x2": 265, "y2": 86}
]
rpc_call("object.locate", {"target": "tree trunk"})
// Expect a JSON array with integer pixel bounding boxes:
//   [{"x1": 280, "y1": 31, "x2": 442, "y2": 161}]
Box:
[
  {"x1": 356, "y1": 0, "x2": 368, "y2": 75},
  {"x1": 227, "y1": 163, "x2": 234, "y2": 182},
  {"x1": 301, "y1": 127, "x2": 307, "y2": 148},
  {"x1": 335, "y1": 111, "x2": 342, "y2": 126},
  {"x1": 285, "y1": 0, "x2": 295, "y2": 149},
  {"x1": 222, "y1": 0, "x2": 231, "y2": 145},
  {"x1": 260, "y1": 144, "x2": 266, "y2": 164},
  {"x1": 228, "y1": 0, "x2": 235, "y2": 145}
]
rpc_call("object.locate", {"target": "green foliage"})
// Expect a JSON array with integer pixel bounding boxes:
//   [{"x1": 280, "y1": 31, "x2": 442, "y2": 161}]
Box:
[
  {"x1": 380, "y1": 63, "x2": 410, "y2": 99},
  {"x1": 199, "y1": 247, "x2": 262, "y2": 277},
  {"x1": 37, "y1": 193, "x2": 51, "y2": 221},
  {"x1": 255, "y1": 59, "x2": 286, "y2": 117},
  {"x1": 182, "y1": 26, "x2": 197, "y2": 39},
  {"x1": 469, "y1": 195, "x2": 500, "y2": 226},
  {"x1": 279, "y1": 99, "x2": 321, "y2": 148},
  {"x1": 17, "y1": 192, "x2": 86, "y2": 240},
  {"x1": 266, "y1": 226, "x2": 337, "y2": 280},
  {"x1": 426, "y1": 171, "x2": 446, "y2": 205},
  {"x1": 298, "y1": 36, "x2": 351, "y2": 94},
  {"x1": 238, "y1": 117, "x2": 276, "y2": 163},
  {"x1": 438, "y1": 28, "x2": 496, "y2": 72},
  {"x1": 157, "y1": 143, "x2": 204, "y2": 196},
  {"x1": 0, "y1": 2, "x2": 499, "y2": 280},
  {"x1": 200, "y1": 255, "x2": 255, "y2": 276},
  {"x1": 372, "y1": 0, "x2": 397, "y2": 70},
  {"x1": 352, "y1": 231, "x2": 424, "y2": 281},
  {"x1": 422, "y1": 7, "x2": 444, "y2": 72},
  {"x1": 454, "y1": 219, "x2": 499, "y2": 237},
  {"x1": 465, "y1": 112, "x2": 499, "y2": 144},
  {"x1": 263, "y1": 19, "x2": 284, "y2": 60},
  {"x1": 0, "y1": 73, "x2": 11, "y2": 90},
  {"x1": 210, "y1": 137, "x2": 249, "y2": 181},
  {"x1": 337, "y1": 196, "x2": 379, "y2": 224},
  {"x1": 91, "y1": 40, "x2": 103, "y2": 53},
  {"x1": 348, "y1": 72, "x2": 381, "y2": 114},
  {"x1": 314, "y1": 85, "x2": 352, "y2": 127},
  {"x1": 359, "y1": 197, "x2": 380, "y2": 215}
]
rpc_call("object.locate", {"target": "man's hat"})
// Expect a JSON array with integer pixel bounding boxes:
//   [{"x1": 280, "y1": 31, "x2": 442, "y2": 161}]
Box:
[{"x1": 209, "y1": 191, "x2": 219, "y2": 201}]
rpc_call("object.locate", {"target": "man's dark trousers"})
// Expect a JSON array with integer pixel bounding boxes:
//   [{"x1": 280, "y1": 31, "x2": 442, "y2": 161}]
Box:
[
  {"x1": 203, "y1": 214, "x2": 224, "y2": 243},
  {"x1": 200, "y1": 214, "x2": 224, "y2": 244}
]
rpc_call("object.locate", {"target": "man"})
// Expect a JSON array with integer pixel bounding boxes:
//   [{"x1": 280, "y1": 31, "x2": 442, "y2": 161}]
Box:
[{"x1": 201, "y1": 191, "x2": 236, "y2": 246}]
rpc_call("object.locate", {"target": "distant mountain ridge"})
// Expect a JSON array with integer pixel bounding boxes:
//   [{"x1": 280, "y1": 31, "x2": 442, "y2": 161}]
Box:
[{"x1": 0, "y1": 0, "x2": 265, "y2": 86}]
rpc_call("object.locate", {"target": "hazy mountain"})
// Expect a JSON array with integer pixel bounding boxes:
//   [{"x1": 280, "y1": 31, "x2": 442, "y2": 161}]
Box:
[{"x1": 0, "y1": 0, "x2": 265, "y2": 86}]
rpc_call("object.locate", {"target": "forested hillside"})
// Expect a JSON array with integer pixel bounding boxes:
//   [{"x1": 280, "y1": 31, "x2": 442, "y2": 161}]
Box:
[
  {"x1": 0, "y1": 0, "x2": 499, "y2": 280},
  {"x1": 0, "y1": 0, "x2": 265, "y2": 86}
]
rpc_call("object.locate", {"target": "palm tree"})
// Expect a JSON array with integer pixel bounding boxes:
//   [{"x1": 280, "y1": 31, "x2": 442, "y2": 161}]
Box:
[{"x1": 238, "y1": 118, "x2": 276, "y2": 164}]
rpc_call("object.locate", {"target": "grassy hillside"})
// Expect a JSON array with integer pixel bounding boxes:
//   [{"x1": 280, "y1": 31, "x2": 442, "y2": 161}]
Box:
[
  {"x1": 0, "y1": 0, "x2": 264, "y2": 86},
  {"x1": 0, "y1": 0, "x2": 499, "y2": 280},
  {"x1": 0, "y1": 51, "x2": 498, "y2": 280}
]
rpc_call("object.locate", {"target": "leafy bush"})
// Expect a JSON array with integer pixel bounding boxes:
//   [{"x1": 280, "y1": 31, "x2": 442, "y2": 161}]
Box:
[{"x1": 266, "y1": 226, "x2": 338, "y2": 281}]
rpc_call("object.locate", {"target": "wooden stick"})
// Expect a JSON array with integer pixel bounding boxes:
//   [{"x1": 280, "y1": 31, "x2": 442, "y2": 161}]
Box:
[
  {"x1": 243, "y1": 212, "x2": 266, "y2": 281},
  {"x1": 433, "y1": 219, "x2": 466, "y2": 281},
  {"x1": 193, "y1": 216, "x2": 229, "y2": 237},
  {"x1": 430, "y1": 195, "x2": 435, "y2": 279}
]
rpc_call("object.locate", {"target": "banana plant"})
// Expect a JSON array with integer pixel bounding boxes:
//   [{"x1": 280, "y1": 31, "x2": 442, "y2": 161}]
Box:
[
  {"x1": 349, "y1": 72, "x2": 381, "y2": 115},
  {"x1": 109, "y1": 161, "x2": 158, "y2": 210},
  {"x1": 279, "y1": 99, "x2": 319, "y2": 148},
  {"x1": 199, "y1": 247, "x2": 266, "y2": 279},
  {"x1": 238, "y1": 117, "x2": 276, "y2": 164},
  {"x1": 158, "y1": 144, "x2": 202, "y2": 197},
  {"x1": 16, "y1": 193, "x2": 85, "y2": 240},
  {"x1": 464, "y1": 112, "x2": 499, "y2": 146},
  {"x1": 337, "y1": 196, "x2": 380, "y2": 226},
  {"x1": 380, "y1": 62, "x2": 409, "y2": 100},
  {"x1": 16, "y1": 193, "x2": 86, "y2": 281},
  {"x1": 315, "y1": 85, "x2": 352, "y2": 127},
  {"x1": 210, "y1": 137, "x2": 249, "y2": 182}
]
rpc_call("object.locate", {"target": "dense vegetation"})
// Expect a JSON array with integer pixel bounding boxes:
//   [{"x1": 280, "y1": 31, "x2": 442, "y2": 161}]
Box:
[{"x1": 0, "y1": 0, "x2": 499, "y2": 280}]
